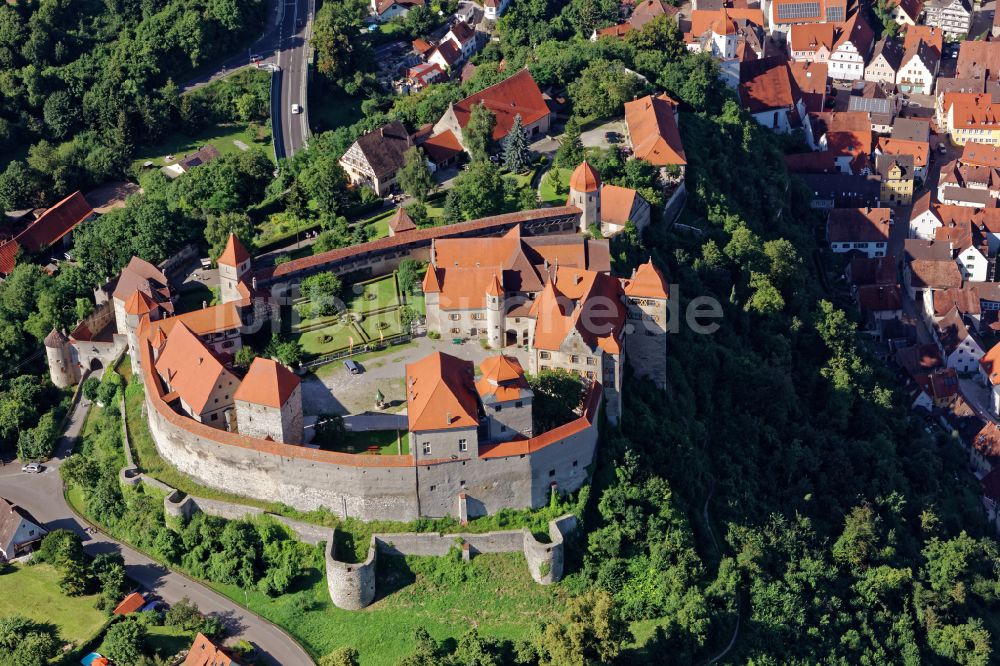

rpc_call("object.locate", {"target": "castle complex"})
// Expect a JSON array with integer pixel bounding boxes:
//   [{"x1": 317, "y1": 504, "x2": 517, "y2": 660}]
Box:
[{"x1": 45, "y1": 168, "x2": 670, "y2": 523}]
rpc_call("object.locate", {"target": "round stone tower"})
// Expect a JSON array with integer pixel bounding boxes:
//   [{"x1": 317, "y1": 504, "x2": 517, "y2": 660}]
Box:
[
  {"x1": 568, "y1": 161, "x2": 601, "y2": 233},
  {"x1": 485, "y1": 272, "x2": 504, "y2": 349},
  {"x1": 44, "y1": 328, "x2": 78, "y2": 388}
]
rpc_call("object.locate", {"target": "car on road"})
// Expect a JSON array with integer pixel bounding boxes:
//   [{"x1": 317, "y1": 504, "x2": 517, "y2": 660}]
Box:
[
  {"x1": 291, "y1": 104, "x2": 303, "y2": 114},
  {"x1": 250, "y1": 54, "x2": 263, "y2": 63},
  {"x1": 21, "y1": 461, "x2": 42, "y2": 473},
  {"x1": 344, "y1": 360, "x2": 363, "y2": 375}
]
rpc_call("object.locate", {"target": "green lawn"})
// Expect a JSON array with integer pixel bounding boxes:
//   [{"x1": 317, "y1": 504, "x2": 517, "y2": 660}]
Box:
[
  {"x1": 539, "y1": 168, "x2": 570, "y2": 205},
  {"x1": 291, "y1": 275, "x2": 404, "y2": 357},
  {"x1": 348, "y1": 275, "x2": 400, "y2": 313},
  {"x1": 131, "y1": 122, "x2": 273, "y2": 170},
  {"x1": 174, "y1": 283, "x2": 216, "y2": 314},
  {"x1": 319, "y1": 428, "x2": 408, "y2": 456},
  {"x1": 0, "y1": 564, "x2": 108, "y2": 648},
  {"x1": 297, "y1": 321, "x2": 364, "y2": 355},
  {"x1": 209, "y1": 552, "x2": 566, "y2": 665}
]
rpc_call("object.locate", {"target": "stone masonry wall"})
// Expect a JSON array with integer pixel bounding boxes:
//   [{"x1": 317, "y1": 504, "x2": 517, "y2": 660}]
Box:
[{"x1": 324, "y1": 514, "x2": 578, "y2": 609}]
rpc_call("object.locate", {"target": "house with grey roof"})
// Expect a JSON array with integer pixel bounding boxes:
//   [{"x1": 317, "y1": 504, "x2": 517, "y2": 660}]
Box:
[
  {"x1": 0, "y1": 498, "x2": 46, "y2": 561},
  {"x1": 338, "y1": 120, "x2": 414, "y2": 196}
]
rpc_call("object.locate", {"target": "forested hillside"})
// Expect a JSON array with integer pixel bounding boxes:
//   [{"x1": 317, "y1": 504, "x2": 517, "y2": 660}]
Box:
[{"x1": 0, "y1": 0, "x2": 265, "y2": 209}]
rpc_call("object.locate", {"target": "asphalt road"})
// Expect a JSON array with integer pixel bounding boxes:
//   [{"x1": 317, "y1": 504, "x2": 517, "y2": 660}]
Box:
[
  {"x1": 0, "y1": 398, "x2": 314, "y2": 666},
  {"x1": 181, "y1": 0, "x2": 284, "y2": 94},
  {"x1": 275, "y1": 0, "x2": 312, "y2": 160}
]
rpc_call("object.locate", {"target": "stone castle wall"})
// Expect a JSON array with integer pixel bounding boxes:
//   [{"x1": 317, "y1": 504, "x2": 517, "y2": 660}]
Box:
[{"x1": 324, "y1": 514, "x2": 578, "y2": 609}]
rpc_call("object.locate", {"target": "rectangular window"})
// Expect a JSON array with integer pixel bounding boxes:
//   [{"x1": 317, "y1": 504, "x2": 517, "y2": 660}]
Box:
[
  {"x1": 515, "y1": 401, "x2": 523, "y2": 408},
  {"x1": 539, "y1": 351, "x2": 550, "y2": 359},
  {"x1": 450, "y1": 327, "x2": 460, "y2": 334},
  {"x1": 449, "y1": 313, "x2": 460, "y2": 321},
  {"x1": 458, "y1": 439, "x2": 467, "y2": 452},
  {"x1": 494, "y1": 405, "x2": 502, "y2": 412},
  {"x1": 472, "y1": 313, "x2": 484, "y2": 320},
  {"x1": 586, "y1": 357, "x2": 596, "y2": 366},
  {"x1": 548, "y1": 469, "x2": 556, "y2": 477},
  {"x1": 571, "y1": 355, "x2": 580, "y2": 364},
  {"x1": 422, "y1": 442, "x2": 431, "y2": 455}
]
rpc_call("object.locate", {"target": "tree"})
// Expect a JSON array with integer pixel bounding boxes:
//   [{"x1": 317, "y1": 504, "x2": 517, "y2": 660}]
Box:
[
  {"x1": 320, "y1": 646, "x2": 360, "y2": 666},
  {"x1": 528, "y1": 370, "x2": 585, "y2": 432},
  {"x1": 555, "y1": 118, "x2": 585, "y2": 169},
  {"x1": 166, "y1": 597, "x2": 206, "y2": 631},
  {"x1": 443, "y1": 160, "x2": 505, "y2": 222},
  {"x1": 234, "y1": 346, "x2": 257, "y2": 369},
  {"x1": 16, "y1": 411, "x2": 58, "y2": 461},
  {"x1": 465, "y1": 102, "x2": 497, "y2": 163},
  {"x1": 103, "y1": 618, "x2": 147, "y2": 666},
  {"x1": 42, "y1": 90, "x2": 80, "y2": 139},
  {"x1": 537, "y1": 590, "x2": 630, "y2": 666},
  {"x1": 298, "y1": 272, "x2": 343, "y2": 318},
  {"x1": 502, "y1": 114, "x2": 532, "y2": 173},
  {"x1": 60, "y1": 454, "x2": 101, "y2": 489},
  {"x1": 397, "y1": 259, "x2": 424, "y2": 294},
  {"x1": 0, "y1": 615, "x2": 59, "y2": 666},
  {"x1": 0, "y1": 161, "x2": 34, "y2": 211},
  {"x1": 396, "y1": 146, "x2": 435, "y2": 202},
  {"x1": 206, "y1": 212, "x2": 255, "y2": 261},
  {"x1": 265, "y1": 335, "x2": 303, "y2": 367},
  {"x1": 298, "y1": 152, "x2": 353, "y2": 215},
  {"x1": 567, "y1": 60, "x2": 644, "y2": 120}
]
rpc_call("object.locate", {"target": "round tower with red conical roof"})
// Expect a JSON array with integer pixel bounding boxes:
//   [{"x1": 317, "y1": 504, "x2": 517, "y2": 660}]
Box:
[{"x1": 568, "y1": 161, "x2": 601, "y2": 233}]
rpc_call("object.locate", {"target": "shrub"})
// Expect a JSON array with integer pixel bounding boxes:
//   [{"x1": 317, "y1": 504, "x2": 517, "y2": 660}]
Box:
[
  {"x1": 428, "y1": 330, "x2": 440, "y2": 340},
  {"x1": 82, "y1": 377, "x2": 100, "y2": 401}
]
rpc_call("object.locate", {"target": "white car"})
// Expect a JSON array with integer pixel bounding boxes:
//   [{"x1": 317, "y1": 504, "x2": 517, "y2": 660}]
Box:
[
  {"x1": 21, "y1": 461, "x2": 42, "y2": 473},
  {"x1": 291, "y1": 104, "x2": 303, "y2": 114}
]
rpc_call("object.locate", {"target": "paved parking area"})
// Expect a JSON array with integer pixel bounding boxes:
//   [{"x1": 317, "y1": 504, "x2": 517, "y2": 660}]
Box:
[
  {"x1": 300, "y1": 335, "x2": 533, "y2": 417},
  {"x1": 580, "y1": 118, "x2": 626, "y2": 150}
]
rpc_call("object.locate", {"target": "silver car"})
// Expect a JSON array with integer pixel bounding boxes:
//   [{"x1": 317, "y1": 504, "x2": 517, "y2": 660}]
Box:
[{"x1": 21, "y1": 461, "x2": 42, "y2": 473}]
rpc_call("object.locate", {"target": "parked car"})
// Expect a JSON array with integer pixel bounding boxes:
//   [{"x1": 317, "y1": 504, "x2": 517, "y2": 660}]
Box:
[
  {"x1": 344, "y1": 359, "x2": 362, "y2": 375},
  {"x1": 605, "y1": 131, "x2": 619, "y2": 143},
  {"x1": 21, "y1": 461, "x2": 42, "y2": 473},
  {"x1": 249, "y1": 54, "x2": 263, "y2": 63},
  {"x1": 291, "y1": 104, "x2": 303, "y2": 114}
]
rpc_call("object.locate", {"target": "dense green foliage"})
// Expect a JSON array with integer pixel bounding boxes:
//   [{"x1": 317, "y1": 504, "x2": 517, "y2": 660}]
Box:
[{"x1": 0, "y1": 0, "x2": 266, "y2": 209}]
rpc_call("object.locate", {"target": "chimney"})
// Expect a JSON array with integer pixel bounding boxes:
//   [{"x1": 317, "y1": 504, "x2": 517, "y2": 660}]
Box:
[
  {"x1": 446, "y1": 411, "x2": 452, "y2": 423},
  {"x1": 252, "y1": 277, "x2": 257, "y2": 290},
  {"x1": 202, "y1": 300, "x2": 207, "y2": 309}
]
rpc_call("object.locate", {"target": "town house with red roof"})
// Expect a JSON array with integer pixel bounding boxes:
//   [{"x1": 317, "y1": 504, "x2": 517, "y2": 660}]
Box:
[
  {"x1": 826, "y1": 207, "x2": 892, "y2": 258},
  {"x1": 430, "y1": 70, "x2": 552, "y2": 159},
  {"x1": 828, "y1": 11, "x2": 875, "y2": 82}
]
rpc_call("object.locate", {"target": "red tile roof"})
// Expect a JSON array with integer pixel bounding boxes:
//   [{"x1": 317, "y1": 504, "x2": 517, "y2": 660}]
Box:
[
  {"x1": 790, "y1": 22, "x2": 836, "y2": 51},
  {"x1": 155, "y1": 322, "x2": 237, "y2": 414},
  {"x1": 857, "y1": 283, "x2": 902, "y2": 312},
  {"x1": 909, "y1": 259, "x2": 963, "y2": 290},
  {"x1": 476, "y1": 355, "x2": 529, "y2": 402},
  {"x1": 183, "y1": 633, "x2": 240, "y2": 666},
  {"x1": 233, "y1": 358, "x2": 300, "y2": 408},
  {"x1": 961, "y1": 141, "x2": 1000, "y2": 168},
  {"x1": 569, "y1": 161, "x2": 601, "y2": 193},
  {"x1": 264, "y1": 207, "x2": 582, "y2": 281},
  {"x1": 389, "y1": 207, "x2": 417, "y2": 234},
  {"x1": 0, "y1": 191, "x2": 94, "y2": 274},
  {"x1": 421, "y1": 129, "x2": 464, "y2": 164},
  {"x1": 624, "y1": 94, "x2": 687, "y2": 166},
  {"x1": 405, "y1": 352, "x2": 479, "y2": 431},
  {"x1": 113, "y1": 592, "x2": 146, "y2": 615},
  {"x1": 827, "y1": 207, "x2": 892, "y2": 243},
  {"x1": 450, "y1": 69, "x2": 550, "y2": 142},
  {"x1": 218, "y1": 234, "x2": 250, "y2": 268},
  {"x1": 623, "y1": 260, "x2": 669, "y2": 299},
  {"x1": 877, "y1": 137, "x2": 929, "y2": 169}
]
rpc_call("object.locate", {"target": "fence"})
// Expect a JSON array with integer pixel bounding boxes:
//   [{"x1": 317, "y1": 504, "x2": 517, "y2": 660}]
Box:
[{"x1": 299, "y1": 333, "x2": 413, "y2": 370}]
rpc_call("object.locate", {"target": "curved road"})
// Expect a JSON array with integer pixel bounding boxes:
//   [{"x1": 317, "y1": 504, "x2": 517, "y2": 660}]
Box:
[
  {"x1": 0, "y1": 398, "x2": 314, "y2": 666},
  {"x1": 181, "y1": 0, "x2": 313, "y2": 161}
]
